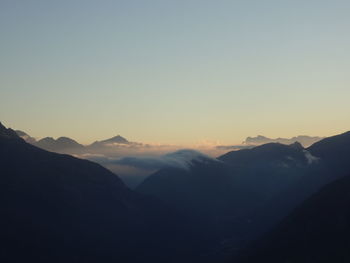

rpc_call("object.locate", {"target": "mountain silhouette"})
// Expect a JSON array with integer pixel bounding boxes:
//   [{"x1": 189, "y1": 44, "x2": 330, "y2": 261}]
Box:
[
  {"x1": 219, "y1": 141, "x2": 306, "y2": 165},
  {"x1": 234, "y1": 173, "x2": 350, "y2": 263},
  {"x1": 243, "y1": 135, "x2": 323, "y2": 147},
  {"x1": 137, "y1": 132, "x2": 350, "y2": 256},
  {"x1": 15, "y1": 130, "x2": 37, "y2": 143},
  {"x1": 6, "y1": 120, "x2": 350, "y2": 262},
  {"x1": 0, "y1": 123, "x2": 20, "y2": 139},
  {"x1": 137, "y1": 142, "x2": 316, "y2": 247},
  {"x1": 35, "y1": 136, "x2": 85, "y2": 152},
  {"x1": 0, "y1": 122, "x2": 201, "y2": 263},
  {"x1": 138, "y1": 130, "x2": 350, "y2": 245},
  {"x1": 14, "y1": 130, "x2": 132, "y2": 153},
  {"x1": 308, "y1": 131, "x2": 350, "y2": 173},
  {"x1": 90, "y1": 135, "x2": 130, "y2": 148}
]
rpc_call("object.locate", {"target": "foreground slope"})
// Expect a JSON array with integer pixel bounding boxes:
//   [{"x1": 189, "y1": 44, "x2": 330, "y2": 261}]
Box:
[
  {"x1": 235, "y1": 173, "x2": 350, "y2": 263},
  {"x1": 308, "y1": 131, "x2": 350, "y2": 174}
]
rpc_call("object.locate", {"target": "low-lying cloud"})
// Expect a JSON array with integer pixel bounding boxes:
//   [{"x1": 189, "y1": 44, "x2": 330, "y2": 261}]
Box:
[
  {"x1": 303, "y1": 150, "x2": 320, "y2": 164},
  {"x1": 112, "y1": 149, "x2": 218, "y2": 170}
]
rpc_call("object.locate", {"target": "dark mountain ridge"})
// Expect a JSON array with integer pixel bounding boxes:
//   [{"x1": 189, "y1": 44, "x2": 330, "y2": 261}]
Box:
[
  {"x1": 137, "y1": 142, "x2": 316, "y2": 247},
  {"x1": 308, "y1": 131, "x2": 350, "y2": 173},
  {"x1": 7, "y1": 121, "x2": 350, "y2": 262},
  {"x1": 0, "y1": 122, "x2": 201, "y2": 263},
  {"x1": 234, "y1": 173, "x2": 350, "y2": 263},
  {"x1": 137, "y1": 132, "x2": 350, "y2": 256}
]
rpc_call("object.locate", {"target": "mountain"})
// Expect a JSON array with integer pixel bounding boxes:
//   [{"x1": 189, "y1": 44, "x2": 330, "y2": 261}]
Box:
[
  {"x1": 14, "y1": 130, "x2": 86, "y2": 153},
  {"x1": 35, "y1": 136, "x2": 85, "y2": 152},
  {"x1": 0, "y1": 122, "x2": 200, "y2": 263},
  {"x1": 137, "y1": 132, "x2": 350, "y2": 257},
  {"x1": 137, "y1": 151, "x2": 228, "y2": 215},
  {"x1": 15, "y1": 130, "x2": 37, "y2": 144},
  {"x1": 14, "y1": 130, "x2": 131, "y2": 152},
  {"x1": 219, "y1": 141, "x2": 306, "y2": 165},
  {"x1": 0, "y1": 124, "x2": 19, "y2": 139},
  {"x1": 223, "y1": 131, "x2": 350, "y2": 261},
  {"x1": 138, "y1": 129, "x2": 350, "y2": 243},
  {"x1": 90, "y1": 135, "x2": 130, "y2": 148},
  {"x1": 15, "y1": 131, "x2": 132, "y2": 154},
  {"x1": 137, "y1": 142, "x2": 316, "y2": 246},
  {"x1": 259, "y1": 130, "x2": 350, "y2": 223},
  {"x1": 102, "y1": 135, "x2": 129, "y2": 144},
  {"x1": 308, "y1": 131, "x2": 350, "y2": 173},
  {"x1": 14, "y1": 130, "x2": 85, "y2": 152},
  {"x1": 234, "y1": 173, "x2": 350, "y2": 263},
  {"x1": 243, "y1": 135, "x2": 323, "y2": 147}
]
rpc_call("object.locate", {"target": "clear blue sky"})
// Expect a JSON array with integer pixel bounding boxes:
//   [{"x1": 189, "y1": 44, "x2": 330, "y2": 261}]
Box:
[{"x1": 1, "y1": 0, "x2": 349, "y2": 144}]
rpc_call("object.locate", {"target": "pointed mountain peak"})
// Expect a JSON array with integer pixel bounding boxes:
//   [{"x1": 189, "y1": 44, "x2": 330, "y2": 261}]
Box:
[
  {"x1": 94, "y1": 135, "x2": 130, "y2": 145},
  {"x1": 108, "y1": 135, "x2": 129, "y2": 144}
]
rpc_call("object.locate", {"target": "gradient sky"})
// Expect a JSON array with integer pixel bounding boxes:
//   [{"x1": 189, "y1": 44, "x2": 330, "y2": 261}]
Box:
[{"x1": 1, "y1": 0, "x2": 350, "y2": 144}]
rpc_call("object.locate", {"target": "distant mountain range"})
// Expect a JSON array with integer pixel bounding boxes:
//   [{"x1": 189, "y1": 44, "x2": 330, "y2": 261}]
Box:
[
  {"x1": 16, "y1": 130, "x2": 324, "y2": 155},
  {"x1": 35, "y1": 136, "x2": 85, "y2": 151},
  {"x1": 217, "y1": 135, "x2": 324, "y2": 151},
  {"x1": 243, "y1": 135, "x2": 323, "y2": 147},
  {"x1": 15, "y1": 130, "x2": 132, "y2": 153}
]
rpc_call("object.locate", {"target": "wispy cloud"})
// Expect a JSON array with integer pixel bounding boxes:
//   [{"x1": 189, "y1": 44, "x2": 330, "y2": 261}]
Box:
[
  {"x1": 303, "y1": 150, "x2": 320, "y2": 164},
  {"x1": 111, "y1": 149, "x2": 218, "y2": 170}
]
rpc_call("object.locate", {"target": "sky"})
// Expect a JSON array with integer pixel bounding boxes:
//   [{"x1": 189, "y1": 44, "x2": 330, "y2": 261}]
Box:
[{"x1": 1, "y1": 0, "x2": 350, "y2": 145}]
